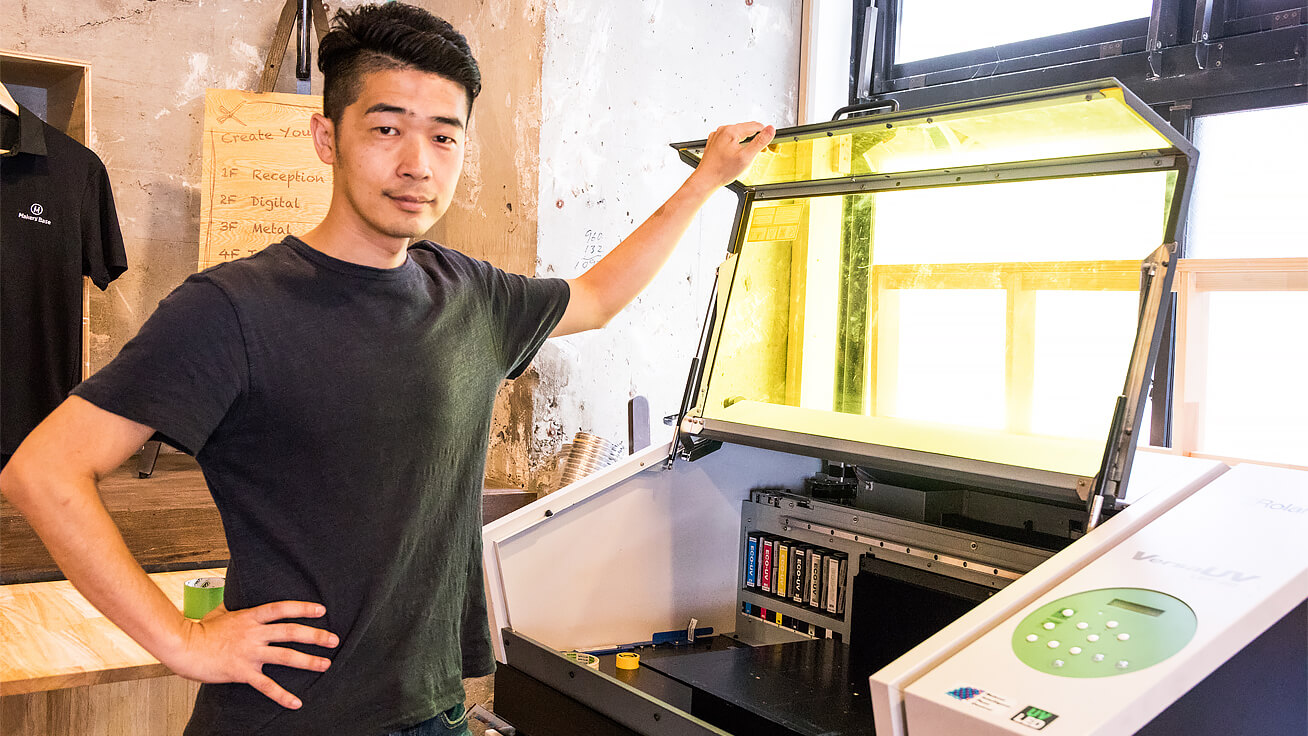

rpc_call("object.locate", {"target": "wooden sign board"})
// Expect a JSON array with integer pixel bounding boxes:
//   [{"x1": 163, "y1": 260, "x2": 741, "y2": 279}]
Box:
[{"x1": 198, "y1": 89, "x2": 332, "y2": 271}]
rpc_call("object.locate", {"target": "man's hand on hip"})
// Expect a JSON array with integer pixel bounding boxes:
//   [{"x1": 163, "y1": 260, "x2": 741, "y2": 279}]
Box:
[{"x1": 167, "y1": 600, "x2": 339, "y2": 710}]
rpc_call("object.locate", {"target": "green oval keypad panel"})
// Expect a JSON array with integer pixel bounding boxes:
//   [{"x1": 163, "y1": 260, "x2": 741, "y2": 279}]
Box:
[{"x1": 1011, "y1": 587, "x2": 1196, "y2": 678}]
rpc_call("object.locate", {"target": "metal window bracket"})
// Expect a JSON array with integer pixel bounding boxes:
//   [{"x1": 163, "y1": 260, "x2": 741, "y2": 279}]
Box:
[
  {"x1": 1190, "y1": 0, "x2": 1226, "y2": 70},
  {"x1": 857, "y1": 2, "x2": 877, "y2": 100},
  {"x1": 1147, "y1": 0, "x2": 1169, "y2": 78},
  {"x1": 1193, "y1": 0, "x2": 1215, "y2": 45},
  {"x1": 1194, "y1": 40, "x2": 1224, "y2": 71}
]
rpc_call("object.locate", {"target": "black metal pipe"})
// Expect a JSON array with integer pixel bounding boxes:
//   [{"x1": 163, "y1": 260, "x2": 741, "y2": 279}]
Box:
[{"x1": 296, "y1": 0, "x2": 311, "y2": 81}]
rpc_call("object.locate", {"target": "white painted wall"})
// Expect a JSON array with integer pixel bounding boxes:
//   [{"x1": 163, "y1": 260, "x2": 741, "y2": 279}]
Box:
[{"x1": 531, "y1": 0, "x2": 802, "y2": 484}]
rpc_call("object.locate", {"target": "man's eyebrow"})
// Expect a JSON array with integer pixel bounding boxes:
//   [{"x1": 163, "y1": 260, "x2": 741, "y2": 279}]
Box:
[
  {"x1": 363, "y1": 104, "x2": 465, "y2": 130},
  {"x1": 364, "y1": 103, "x2": 408, "y2": 116}
]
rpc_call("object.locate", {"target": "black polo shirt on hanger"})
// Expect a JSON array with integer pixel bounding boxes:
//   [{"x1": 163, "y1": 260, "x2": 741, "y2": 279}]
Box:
[{"x1": 2, "y1": 103, "x2": 128, "y2": 458}]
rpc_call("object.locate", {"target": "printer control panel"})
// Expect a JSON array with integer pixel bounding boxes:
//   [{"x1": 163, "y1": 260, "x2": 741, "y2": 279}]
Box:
[{"x1": 1011, "y1": 587, "x2": 1196, "y2": 677}]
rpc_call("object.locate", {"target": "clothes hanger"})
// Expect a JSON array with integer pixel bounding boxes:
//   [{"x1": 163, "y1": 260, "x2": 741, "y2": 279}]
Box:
[
  {"x1": 0, "y1": 82, "x2": 17, "y2": 116},
  {"x1": 0, "y1": 83, "x2": 16, "y2": 155}
]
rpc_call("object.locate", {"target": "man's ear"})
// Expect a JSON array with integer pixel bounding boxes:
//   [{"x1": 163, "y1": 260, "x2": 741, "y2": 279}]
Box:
[{"x1": 310, "y1": 113, "x2": 336, "y2": 165}]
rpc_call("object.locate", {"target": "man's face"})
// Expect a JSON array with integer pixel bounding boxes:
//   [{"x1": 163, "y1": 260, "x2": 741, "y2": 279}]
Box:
[{"x1": 316, "y1": 67, "x2": 469, "y2": 244}]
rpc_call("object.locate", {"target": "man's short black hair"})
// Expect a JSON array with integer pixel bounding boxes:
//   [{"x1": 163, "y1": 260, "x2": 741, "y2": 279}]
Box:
[{"x1": 318, "y1": 3, "x2": 481, "y2": 123}]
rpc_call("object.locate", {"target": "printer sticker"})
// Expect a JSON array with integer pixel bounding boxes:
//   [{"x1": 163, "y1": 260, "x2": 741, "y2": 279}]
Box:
[
  {"x1": 1012, "y1": 705, "x2": 1060, "y2": 730},
  {"x1": 970, "y1": 691, "x2": 1012, "y2": 712},
  {"x1": 946, "y1": 686, "x2": 983, "y2": 701},
  {"x1": 946, "y1": 686, "x2": 1011, "y2": 713}
]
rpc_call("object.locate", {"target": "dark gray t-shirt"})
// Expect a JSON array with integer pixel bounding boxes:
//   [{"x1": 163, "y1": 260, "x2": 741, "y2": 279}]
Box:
[{"x1": 72, "y1": 237, "x2": 569, "y2": 735}]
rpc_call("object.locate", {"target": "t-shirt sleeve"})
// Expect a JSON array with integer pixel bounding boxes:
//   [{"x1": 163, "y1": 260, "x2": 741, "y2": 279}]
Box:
[
  {"x1": 480, "y1": 265, "x2": 570, "y2": 380},
  {"x1": 81, "y1": 157, "x2": 128, "y2": 289},
  {"x1": 71, "y1": 275, "x2": 246, "y2": 455}
]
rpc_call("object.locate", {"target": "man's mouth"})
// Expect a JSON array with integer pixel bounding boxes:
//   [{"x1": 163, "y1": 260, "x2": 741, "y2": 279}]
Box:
[{"x1": 387, "y1": 193, "x2": 434, "y2": 212}]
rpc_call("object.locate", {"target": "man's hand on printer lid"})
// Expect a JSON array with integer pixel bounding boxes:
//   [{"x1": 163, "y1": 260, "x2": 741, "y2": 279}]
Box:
[
  {"x1": 548, "y1": 121, "x2": 774, "y2": 338},
  {"x1": 691, "y1": 121, "x2": 776, "y2": 189}
]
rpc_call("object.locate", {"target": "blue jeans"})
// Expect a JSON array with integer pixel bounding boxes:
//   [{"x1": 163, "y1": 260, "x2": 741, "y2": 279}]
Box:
[{"x1": 384, "y1": 703, "x2": 471, "y2": 736}]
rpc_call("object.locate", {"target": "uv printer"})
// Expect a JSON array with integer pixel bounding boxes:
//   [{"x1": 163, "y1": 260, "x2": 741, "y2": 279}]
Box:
[{"x1": 483, "y1": 80, "x2": 1308, "y2": 736}]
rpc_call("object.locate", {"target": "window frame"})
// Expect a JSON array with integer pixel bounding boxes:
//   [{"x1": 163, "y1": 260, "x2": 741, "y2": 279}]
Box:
[
  {"x1": 853, "y1": 0, "x2": 1307, "y2": 115},
  {"x1": 847, "y1": 0, "x2": 1307, "y2": 468}
]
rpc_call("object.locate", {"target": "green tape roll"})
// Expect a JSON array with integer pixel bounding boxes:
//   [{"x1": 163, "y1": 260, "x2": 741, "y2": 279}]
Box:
[{"x1": 183, "y1": 577, "x2": 226, "y2": 619}]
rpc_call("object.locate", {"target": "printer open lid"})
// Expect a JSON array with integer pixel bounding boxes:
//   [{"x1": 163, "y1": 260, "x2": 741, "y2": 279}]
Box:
[{"x1": 671, "y1": 80, "x2": 1197, "y2": 525}]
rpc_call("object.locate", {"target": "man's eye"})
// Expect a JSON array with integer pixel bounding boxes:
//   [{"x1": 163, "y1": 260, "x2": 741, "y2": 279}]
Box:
[
  {"x1": 376, "y1": 126, "x2": 398, "y2": 135},
  {"x1": 435, "y1": 135, "x2": 455, "y2": 144}
]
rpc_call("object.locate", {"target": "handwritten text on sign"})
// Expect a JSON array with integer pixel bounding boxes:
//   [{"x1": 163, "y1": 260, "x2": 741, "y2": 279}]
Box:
[{"x1": 199, "y1": 89, "x2": 332, "y2": 271}]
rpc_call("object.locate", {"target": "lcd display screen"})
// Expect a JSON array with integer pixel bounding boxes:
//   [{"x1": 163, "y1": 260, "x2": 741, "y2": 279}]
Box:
[{"x1": 1109, "y1": 598, "x2": 1166, "y2": 617}]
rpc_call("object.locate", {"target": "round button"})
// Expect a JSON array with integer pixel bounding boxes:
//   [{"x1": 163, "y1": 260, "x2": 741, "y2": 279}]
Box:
[
  {"x1": 1092, "y1": 654, "x2": 1105, "y2": 662},
  {"x1": 1076, "y1": 622, "x2": 1089, "y2": 630},
  {"x1": 1069, "y1": 646, "x2": 1083, "y2": 655},
  {"x1": 1061, "y1": 608, "x2": 1075, "y2": 617},
  {"x1": 1043, "y1": 622, "x2": 1056, "y2": 630},
  {"x1": 1052, "y1": 659, "x2": 1065, "y2": 668},
  {"x1": 1087, "y1": 634, "x2": 1100, "y2": 642},
  {"x1": 1026, "y1": 634, "x2": 1039, "y2": 643},
  {"x1": 1106, "y1": 620, "x2": 1119, "y2": 629},
  {"x1": 1116, "y1": 660, "x2": 1130, "y2": 669},
  {"x1": 1047, "y1": 640, "x2": 1060, "y2": 649},
  {"x1": 1117, "y1": 633, "x2": 1130, "y2": 641}
]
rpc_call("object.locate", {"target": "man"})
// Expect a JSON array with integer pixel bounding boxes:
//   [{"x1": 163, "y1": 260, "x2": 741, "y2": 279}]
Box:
[{"x1": 0, "y1": 4, "x2": 773, "y2": 735}]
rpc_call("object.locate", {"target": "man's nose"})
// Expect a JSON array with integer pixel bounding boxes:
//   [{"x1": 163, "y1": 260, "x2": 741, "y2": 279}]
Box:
[{"x1": 397, "y1": 136, "x2": 433, "y2": 180}]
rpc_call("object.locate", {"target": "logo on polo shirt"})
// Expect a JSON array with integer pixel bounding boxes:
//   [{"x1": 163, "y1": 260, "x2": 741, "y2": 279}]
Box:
[{"x1": 18, "y1": 202, "x2": 51, "y2": 225}]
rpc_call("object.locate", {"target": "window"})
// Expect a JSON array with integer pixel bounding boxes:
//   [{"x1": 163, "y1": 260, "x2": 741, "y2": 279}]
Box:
[
  {"x1": 888, "y1": 288, "x2": 1007, "y2": 430},
  {"x1": 1189, "y1": 290, "x2": 1308, "y2": 466},
  {"x1": 895, "y1": 0, "x2": 1150, "y2": 64},
  {"x1": 853, "y1": 0, "x2": 1307, "y2": 470},
  {"x1": 1174, "y1": 102, "x2": 1308, "y2": 468},
  {"x1": 857, "y1": 1, "x2": 1307, "y2": 112},
  {"x1": 1186, "y1": 104, "x2": 1308, "y2": 259}
]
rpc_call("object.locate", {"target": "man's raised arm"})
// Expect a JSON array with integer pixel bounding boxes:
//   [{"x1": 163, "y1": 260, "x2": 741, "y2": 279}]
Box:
[
  {"x1": 551, "y1": 121, "x2": 776, "y2": 337},
  {"x1": 0, "y1": 397, "x2": 337, "y2": 710}
]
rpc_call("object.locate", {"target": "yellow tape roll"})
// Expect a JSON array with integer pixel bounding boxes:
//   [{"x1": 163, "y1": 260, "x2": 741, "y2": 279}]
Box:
[{"x1": 615, "y1": 652, "x2": 640, "y2": 670}]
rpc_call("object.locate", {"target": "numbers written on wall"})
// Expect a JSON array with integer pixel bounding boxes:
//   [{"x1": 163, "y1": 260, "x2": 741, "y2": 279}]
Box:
[{"x1": 198, "y1": 89, "x2": 333, "y2": 272}]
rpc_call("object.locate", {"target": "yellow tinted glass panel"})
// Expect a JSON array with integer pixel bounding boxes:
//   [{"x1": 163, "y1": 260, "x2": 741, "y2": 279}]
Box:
[
  {"x1": 682, "y1": 89, "x2": 1173, "y2": 187},
  {"x1": 696, "y1": 170, "x2": 1172, "y2": 477}
]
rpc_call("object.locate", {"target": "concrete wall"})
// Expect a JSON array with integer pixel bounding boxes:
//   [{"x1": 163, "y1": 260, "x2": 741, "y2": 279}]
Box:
[
  {"x1": 528, "y1": 0, "x2": 801, "y2": 490},
  {"x1": 2, "y1": 0, "x2": 549, "y2": 486},
  {"x1": 3, "y1": 0, "x2": 800, "y2": 491},
  {"x1": 5, "y1": 0, "x2": 360, "y2": 368}
]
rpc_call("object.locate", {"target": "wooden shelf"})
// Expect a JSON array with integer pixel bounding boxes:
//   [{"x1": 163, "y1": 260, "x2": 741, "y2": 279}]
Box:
[{"x1": 0, "y1": 50, "x2": 90, "y2": 145}]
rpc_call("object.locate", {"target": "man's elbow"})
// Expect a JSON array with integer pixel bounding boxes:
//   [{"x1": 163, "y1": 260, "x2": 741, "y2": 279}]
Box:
[
  {"x1": 0, "y1": 451, "x2": 41, "y2": 507},
  {"x1": 1, "y1": 449, "x2": 92, "y2": 524},
  {"x1": 1, "y1": 435, "x2": 79, "y2": 508},
  {"x1": 571, "y1": 280, "x2": 621, "y2": 331},
  {"x1": 588, "y1": 305, "x2": 619, "y2": 331}
]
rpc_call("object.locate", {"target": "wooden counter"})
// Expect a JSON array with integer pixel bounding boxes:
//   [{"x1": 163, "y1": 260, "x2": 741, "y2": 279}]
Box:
[
  {"x1": 0, "y1": 568, "x2": 221, "y2": 695},
  {"x1": 0, "y1": 569, "x2": 220, "y2": 735}
]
